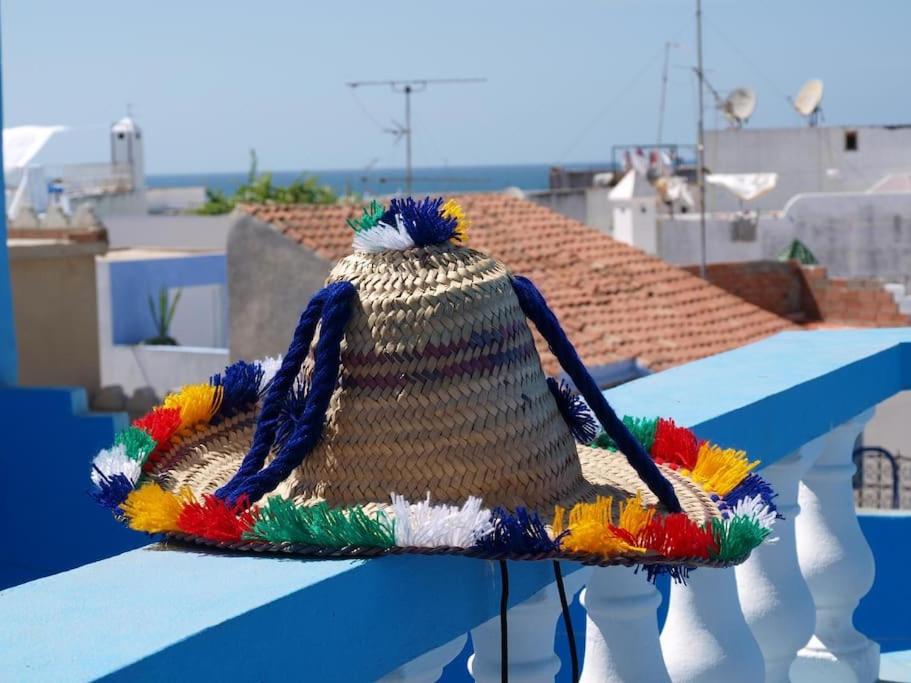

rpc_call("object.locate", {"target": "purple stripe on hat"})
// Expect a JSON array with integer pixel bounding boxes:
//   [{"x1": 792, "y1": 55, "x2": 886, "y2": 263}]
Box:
[
  {"x1": 344, "y1": 320, "x2": 527, "y2": 367},
  {"x1": 342, "y1": 340, "x2": 538, "y2": 390}
]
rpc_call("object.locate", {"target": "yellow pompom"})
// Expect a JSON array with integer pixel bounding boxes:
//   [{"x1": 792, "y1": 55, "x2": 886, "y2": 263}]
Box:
[
  {"x1": 163, "y1": 383, "x2": 222, "y2": 433},
  {"x1": 616, "y1": 491, "x2": 655, "y2": 537},
  {"x1": 121, "y1": 483, "x2": 195, "y2": 533},
  {"x1": 553, "y1": 496, "x2": 645, "y2": 556},
  {"x1": 684, "y1": 442, "x2": 759, "y2": 496},
  {"x1": 441, "y1": 199, "x2": 470, "y2": 245}
]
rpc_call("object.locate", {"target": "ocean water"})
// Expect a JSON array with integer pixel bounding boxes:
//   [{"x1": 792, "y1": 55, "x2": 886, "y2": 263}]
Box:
[{"x1": 146, "y1": 163, "x2": 613, "y2": 197}]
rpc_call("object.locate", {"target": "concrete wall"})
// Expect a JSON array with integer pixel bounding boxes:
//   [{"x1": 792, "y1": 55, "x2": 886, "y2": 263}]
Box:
[
  {"x1": 706, "y1": 125, "x2": 911, "y2": 211},
  {"x1": 104, "y1": 213, "x2": 233, "y2": 250},
  {"x1": 228, "y1": 213, "x2": 331, "y2": 361},
  {"x1": 8, "y1": 240, "x2": 105, "y2": 392},
  {"x1": 764, "y1": 191, "x2": 911, "y2": 281},
  {"x1": 658, "y1": 213, "x2": 766, "y2": 265}
]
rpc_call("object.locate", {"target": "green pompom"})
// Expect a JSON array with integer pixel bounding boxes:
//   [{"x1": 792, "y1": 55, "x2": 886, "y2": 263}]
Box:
[
  {"x1": 114, "y1": 426, "x2": 157, "y2": 464},
  {"x1": 245, "y1": 497, "x2": 395, "y2": 548},
  {"x1": 710, "y1": 516, "x2": 770, "y2": 563},
  {"x1": 590, "y1": 416, "x2": 658, "y2": 452},
  {"x1": 346, "y1": 200, "x2": 386, "y2": 233}
]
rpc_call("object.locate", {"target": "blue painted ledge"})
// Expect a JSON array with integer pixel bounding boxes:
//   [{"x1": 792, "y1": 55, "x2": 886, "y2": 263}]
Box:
[
  {"x1": 607, "y1": 328, "x2": 911, "y2": 467},
  {"x1": 0, "y1": 547, "x2": 580, "y2": 682},
  {"x1": 1, "y1": 329, "x2": 910, "y2": 681}
]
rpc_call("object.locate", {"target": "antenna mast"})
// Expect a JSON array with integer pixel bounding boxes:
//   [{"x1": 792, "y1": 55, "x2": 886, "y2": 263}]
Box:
[
  {"x1": 345, "y1": 77, "x2": 486, "y2": 194},
  {"x1": 656, "y1": 42, "x2": 678, "y2": 146},
  {"x1": 695, "y1": 0, "x2": 708, "y2": 279}
]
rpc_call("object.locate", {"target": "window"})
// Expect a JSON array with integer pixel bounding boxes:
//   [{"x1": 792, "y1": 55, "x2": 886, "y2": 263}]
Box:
[{"x1": 845, "y1": 130, "x2": 858, "y2": 151}]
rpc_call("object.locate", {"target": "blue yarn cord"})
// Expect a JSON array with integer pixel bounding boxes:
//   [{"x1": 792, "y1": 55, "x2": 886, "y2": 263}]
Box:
[
  {"x1": 216, "y1": 282, "x2": 343, "y2": 501},
  {"x1": 226, "y1": 280, "x2": 357, "y2": 504},
  {"x1": 510, "y1": 275, "x2": 683, "y2": 514}
]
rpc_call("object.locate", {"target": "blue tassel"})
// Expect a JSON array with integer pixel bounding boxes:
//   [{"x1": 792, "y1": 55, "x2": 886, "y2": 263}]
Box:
[
  {"x1": 637, "y1": 563, "x2": 693, "y2": 585},
  {"x1": 720, "y1": 473, "x2": 781, "y2": 519},
  {"x1": 224, "y1": 281, "x2": 357, "y2": 505},
  {"x1": 210, "y1": 360, "x2": 264, "y2": 422},
  {"x1": 510, "y1": 275, "x2": 683, "y2": 514},
  {"x1": 474, "y1": 507, "x2": 564, "y2": 554},
  {"x1": 216, "y1": 284, "x2": 336, "y2": 501},
  {"x1": 546, "y1": 378, "x2": 599, "y2": 444},
  {"x1": 274, "y1": 382, "x2": 308, "y2": 452},
  {"x1": 89, "y1": 467, "x2": 134, "y2": 510},
  {"x1": 382, "y1": 197, "x2": 457, "y2": 247}
]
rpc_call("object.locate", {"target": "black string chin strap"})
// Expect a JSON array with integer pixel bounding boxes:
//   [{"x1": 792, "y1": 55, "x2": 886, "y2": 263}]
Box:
[
  {"x1": 554, "y1": 561, "x2": 580, "y2": 683},
  {"x1": 496, "y1": 561, "x2": 579, "y2": 683},
  {"x1": 499, "y1": 560, "x2": 509, "y2": 683}
]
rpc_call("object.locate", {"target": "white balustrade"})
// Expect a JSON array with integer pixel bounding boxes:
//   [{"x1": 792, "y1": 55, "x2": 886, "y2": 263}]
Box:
[
  {"x1": 468, "y1": 563, "x2": 589, "y2": 683},
  {"x1": 383, "y1": 412, "x2": 885, "y2": 683},
  {"x1": 661, "y1": 567, "x2": 766, "y2": 683},
  {"x1": 579, "y1": 565, "x2": 671, "y2": 683},
  {"x1": 793, "y1": 409, "x2": 880, "y2": 683},
  {"x1": 735, "y1": 437, "x2": 825, "y2": 682},
  {"x1": 378, "y1": 635, "x2": 468, "y2": 683}
]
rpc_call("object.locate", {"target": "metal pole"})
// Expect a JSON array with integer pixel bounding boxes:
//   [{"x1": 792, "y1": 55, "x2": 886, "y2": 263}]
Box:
[
  {"x1": 404, "y1": 85, "x2": 412, "y2": 195},
  {"x1": 657, "y1": 42, "x2": 672, "y2": 146},
  {"x1": 696, "y1": 0, "x2": 707, "y2": 279}
]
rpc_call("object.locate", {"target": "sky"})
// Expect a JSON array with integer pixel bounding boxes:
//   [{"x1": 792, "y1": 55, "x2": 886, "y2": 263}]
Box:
[{"x1": 2, "y1": 0, "x2": 909, "y2": 174}]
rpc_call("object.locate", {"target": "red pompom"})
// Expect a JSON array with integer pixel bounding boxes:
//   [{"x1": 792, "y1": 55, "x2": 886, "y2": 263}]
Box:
[
  {"x1": 177, "y1": 495, "x2": 258, "y2": 542},
  {"x1": 651, "y1": 418, "x2": 701, "y2": 470},
  {"x1": 133, "y1": 407, "x2": 183, "y2": 471},
  {"x1": 638, "y1": 513, "x2": 717, "y2": 560}
]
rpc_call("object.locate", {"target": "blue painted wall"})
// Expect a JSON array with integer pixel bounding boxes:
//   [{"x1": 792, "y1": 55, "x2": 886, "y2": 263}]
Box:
[
  {"x1": 108, "y1": 254, "x2": 226, "y2": 344},
  {"x1": 856, "y1": 511, "x2": 911, "y2": 653},
  {"x1": 0, "y1": 387, "x2": 143, "y2": 589}
]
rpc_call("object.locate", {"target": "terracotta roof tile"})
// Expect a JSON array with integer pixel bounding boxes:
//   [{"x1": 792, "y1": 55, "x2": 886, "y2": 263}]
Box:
[{"x1": 241, "y1": 195, "x2": 795, "y2": 373}]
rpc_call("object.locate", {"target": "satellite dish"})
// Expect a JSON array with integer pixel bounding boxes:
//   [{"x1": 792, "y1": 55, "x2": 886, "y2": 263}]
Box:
[
  {"x1": 793, "y1": 79, "x2": 824, "y2": 126},
  {"x1": 722, "y1": 87, "x2": 757, "y2": 127}
]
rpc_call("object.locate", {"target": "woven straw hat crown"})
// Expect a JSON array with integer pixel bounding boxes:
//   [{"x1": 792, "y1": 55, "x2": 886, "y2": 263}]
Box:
[{"x1": 278, "y1": 244, "x2": 584, "y2": 510}]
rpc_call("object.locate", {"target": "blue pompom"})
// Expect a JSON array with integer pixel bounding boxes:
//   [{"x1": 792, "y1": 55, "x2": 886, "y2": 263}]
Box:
[
  {"x1": 547, "y1": 378, "x2": 599, "y2": 444},
  {"x1": 382, "y1": 197, "x2": 457, "y2": 247},
  {"x1": 211, "y1": 360, "x2": 264, "y2": 422},
  {"x1": 719, "y1": 473, "x2": 780, "y2": 519},
  {"x1": 90, "y1": 469, "x2": 134, "y2": 510},
  {"x1": 474, "y1": 507, "x2": 564, "y2": 554}
]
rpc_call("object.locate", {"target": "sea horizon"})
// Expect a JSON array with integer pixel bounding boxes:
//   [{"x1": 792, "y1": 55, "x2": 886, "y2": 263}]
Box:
[{"x1": 146, "y1": 161, "x2": 617, "y2": 197}]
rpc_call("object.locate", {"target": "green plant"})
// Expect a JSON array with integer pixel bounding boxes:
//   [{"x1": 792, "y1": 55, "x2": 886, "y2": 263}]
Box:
[
  {"x1": 143, "y1": 287, "x2": 182, "y2": 346},
  {"x1": 192, "y1": 148, "x2": 338, "y2": 215}
]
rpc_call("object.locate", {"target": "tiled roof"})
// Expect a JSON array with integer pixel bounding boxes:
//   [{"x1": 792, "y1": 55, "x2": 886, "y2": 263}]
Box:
[{"x1": 240, "y1": 195, "x2": 794, "y2": 372}]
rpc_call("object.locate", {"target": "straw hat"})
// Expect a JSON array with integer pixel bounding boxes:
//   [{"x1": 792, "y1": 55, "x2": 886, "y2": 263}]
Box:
[{"x1": 90, "y1": 197, "x2": 777, "y2": 575}]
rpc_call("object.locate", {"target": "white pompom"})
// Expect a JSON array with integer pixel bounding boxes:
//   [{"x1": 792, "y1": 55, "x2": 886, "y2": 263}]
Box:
[{"x1": 391, "y1": 493, "x2": 493, "y2": 548}]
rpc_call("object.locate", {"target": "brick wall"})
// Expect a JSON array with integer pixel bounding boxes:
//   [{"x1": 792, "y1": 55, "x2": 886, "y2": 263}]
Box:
[{"x1": 686, "y1": 260, "x2": 910, "y2": 327}]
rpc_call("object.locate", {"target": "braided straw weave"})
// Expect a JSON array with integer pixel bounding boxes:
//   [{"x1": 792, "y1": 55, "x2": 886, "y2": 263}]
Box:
[{"x1": 152, "y1": 245, "x2": 717, "y2": 528}]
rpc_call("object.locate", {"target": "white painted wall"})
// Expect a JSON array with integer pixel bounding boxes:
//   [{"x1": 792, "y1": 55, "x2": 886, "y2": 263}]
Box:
[
  {"x1": 96, "y1": 255, "x2": 229, "y2": 396},
  {"x1": 659, "y1": 190, "x2": 911, "y2": 281},
  {"x1": 706, "y1": 125, "x2": 911, "y2": 211},
  {"x1": 103, "y1": 213, "x2": 232, "y2": 250}
]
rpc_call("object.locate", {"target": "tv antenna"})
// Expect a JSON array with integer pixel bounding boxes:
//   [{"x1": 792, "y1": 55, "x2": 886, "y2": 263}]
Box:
[
  {"x1": 792, "y1": 79, "x2": 824, "y2": 126},
  {"x1": 656, "y1": 41, "x2": 682, "y2": 146},
  {"x1": 345, "y1": 77, "x2": 486, "y2": 194}
]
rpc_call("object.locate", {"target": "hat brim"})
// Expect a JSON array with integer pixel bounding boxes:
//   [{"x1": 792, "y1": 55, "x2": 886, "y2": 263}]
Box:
[{"x1": 97, "y1": 401, "x2": 775, "y2": 573}]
